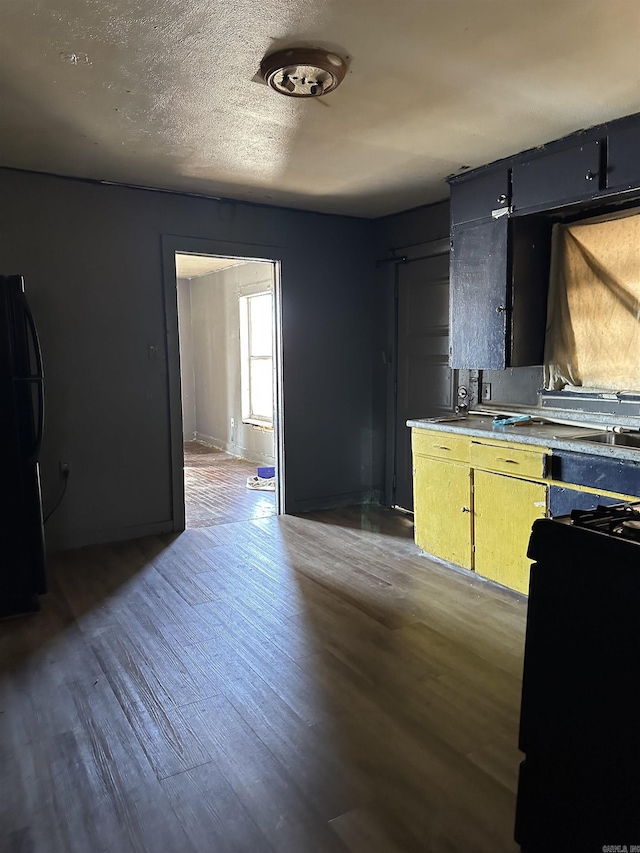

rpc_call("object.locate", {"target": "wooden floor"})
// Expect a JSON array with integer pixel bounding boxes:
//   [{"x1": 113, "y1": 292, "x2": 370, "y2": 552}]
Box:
[
  {"x1": 184, "y1": 441, "x2": 276, "y2": 529},
  {"x1": 0, "y1": 506, "x2": 527, "y2": 852}
]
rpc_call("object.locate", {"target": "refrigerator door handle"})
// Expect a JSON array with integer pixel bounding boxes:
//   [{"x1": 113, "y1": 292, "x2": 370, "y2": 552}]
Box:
[
  {"x1": 17, "y1": 293, "x2": 45, "y2": 462},
  {"x1": 30, "y1": 376, "x2": 44, "y2": 462},
  {"x1": 14, "y1": 376, "x2": 44, "y2": 462},
  {"x1": 20, "y1": 292, "x2": 44, "y2": 381},
  {"x1": 34, "y1": 375, "x2": 44, "y2": 461}
]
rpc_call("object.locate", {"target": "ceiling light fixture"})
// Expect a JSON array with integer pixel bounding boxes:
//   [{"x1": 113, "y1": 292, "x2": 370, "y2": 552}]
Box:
[
  {"x1": 59, "y1": 50, "x2": 90, "y2": 65},
  {"x1": 260, "y1": 48, "x2": 347, "y2": 98}
]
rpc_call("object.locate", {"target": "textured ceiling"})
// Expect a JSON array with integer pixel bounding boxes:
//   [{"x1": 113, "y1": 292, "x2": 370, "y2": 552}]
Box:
[
  {"x1": 0, "y1": 0, "x2": 639, "y2": 217},
  {"x1": 175, "y1": 254, "x2": 244, "y2": 279}
]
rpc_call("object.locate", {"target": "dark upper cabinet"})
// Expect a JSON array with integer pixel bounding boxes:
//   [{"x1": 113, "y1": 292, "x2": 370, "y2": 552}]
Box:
[
  {"x1": 607, "y1": 119, "x2": 640, "y2": 191},
  {"x1": 512, "y1": 140, "x2": 603, "y2": 212},
  {"x1": 448, "y1": 114, "x2": 639, "y2": 371},
  {"x1": 449, "y1": 217, "x2": 550, "y2": 370},
  {"x1": 450, "y1": 219, "x2": 509, "y2": 369},
  {"x1": 450, "y1": 169, "x2": 510, "y2": 226}
]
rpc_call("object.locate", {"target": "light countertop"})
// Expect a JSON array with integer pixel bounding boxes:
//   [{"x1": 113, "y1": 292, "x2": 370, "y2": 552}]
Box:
[{"x1": 407, "y1": 414, "x2": 640, "y2": 464}]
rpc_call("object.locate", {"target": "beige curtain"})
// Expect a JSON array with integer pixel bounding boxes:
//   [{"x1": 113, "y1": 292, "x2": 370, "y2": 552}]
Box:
[{"x1": 544, "y1": 210, "x2": 640, "y2": 392}]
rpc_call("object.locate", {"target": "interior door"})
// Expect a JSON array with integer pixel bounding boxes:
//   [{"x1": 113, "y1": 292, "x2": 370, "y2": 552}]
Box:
[{"x1": 394, "y1": 249, "x2": 456, "y2": 511}]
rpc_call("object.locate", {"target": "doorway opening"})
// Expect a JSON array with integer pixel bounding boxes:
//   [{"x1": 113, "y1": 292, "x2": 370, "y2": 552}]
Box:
[{"x1": 174, "y1": 253, "x2": 281, "y2": 529}]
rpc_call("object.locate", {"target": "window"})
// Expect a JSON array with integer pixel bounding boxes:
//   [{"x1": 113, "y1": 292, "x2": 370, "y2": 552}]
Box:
[{"x1": 239, "y1": 291, "x2": 274, "y2": 426}]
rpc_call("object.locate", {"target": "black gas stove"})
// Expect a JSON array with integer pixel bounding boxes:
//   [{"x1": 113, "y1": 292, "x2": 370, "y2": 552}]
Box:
[
  {"x1": 569, "y1": 500, "x2": 640, "y2": 541},
  {"x1": 515, "y1": 504, "x2": 640, "y2": 852}
]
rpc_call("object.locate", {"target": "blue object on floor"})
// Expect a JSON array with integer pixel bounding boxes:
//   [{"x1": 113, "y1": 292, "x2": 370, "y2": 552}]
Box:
[{"x1": 257, "y1": 466, "x2": 275, "y2": 478}]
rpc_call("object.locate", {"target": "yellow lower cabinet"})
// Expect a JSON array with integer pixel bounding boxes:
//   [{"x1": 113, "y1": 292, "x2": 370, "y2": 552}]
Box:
[
  {"x1": 413, "y1": 455, "x2": 473, "y2": 569},
  {"x1": 473, "y1": 470, "x2": 548, "y2": 594}
]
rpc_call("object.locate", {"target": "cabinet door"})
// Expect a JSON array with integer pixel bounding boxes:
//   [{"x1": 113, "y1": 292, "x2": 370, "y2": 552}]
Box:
[
  {"x1": 450, "y1": 218, "x2": 508, "y2": 369},
  {"x1": 607, "y1": 118, "x2": 640, "y2": 191},
  {"x1": 450, "y1": 169, "x2": 510, "y2": 226},
  {"x1": 474, "y1": 471, "x2": 547, "y2": 594},
  {"x1": 512, "y1": 140, "x2": 602, "y2": 211},
  {"x1": 413, "y1": 455, "x2": 472, "y2": 569}
]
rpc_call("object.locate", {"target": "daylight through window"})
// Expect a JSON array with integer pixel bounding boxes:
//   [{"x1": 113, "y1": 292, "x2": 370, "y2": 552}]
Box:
[{"x1": 239, "y1": 291, "x2": 273, "y2": 426}]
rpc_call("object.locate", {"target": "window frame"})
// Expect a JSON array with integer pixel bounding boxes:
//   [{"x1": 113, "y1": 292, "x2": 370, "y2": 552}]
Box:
[{"x1": 239, "y1": 290, "x2": 274, "y2": 428}]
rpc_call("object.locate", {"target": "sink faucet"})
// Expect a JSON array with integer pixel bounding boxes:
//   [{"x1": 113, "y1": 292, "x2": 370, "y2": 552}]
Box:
[{"x1": 455, "y1": 385, "x2": 469, "y2": 415}]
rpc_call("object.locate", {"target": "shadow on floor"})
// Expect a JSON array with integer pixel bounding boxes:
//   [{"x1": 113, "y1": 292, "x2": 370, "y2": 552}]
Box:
[
  {"x1": 1, "y1": 505, "x2": 525, "y2": 852},
  {"x1": 276, "y1": 507, "x2": 524, "y2": 851}
]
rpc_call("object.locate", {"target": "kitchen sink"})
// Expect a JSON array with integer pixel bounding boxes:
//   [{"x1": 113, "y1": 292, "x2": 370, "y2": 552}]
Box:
[
  {"x1": 578, "y1": 432, "x2": 640, "y2": 449},
  {"x1": 421, "y1": 415, "x2": 469, "y2": 424}
]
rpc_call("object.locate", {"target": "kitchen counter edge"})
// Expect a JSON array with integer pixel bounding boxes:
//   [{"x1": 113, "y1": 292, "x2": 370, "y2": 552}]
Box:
[{"x1": 407, "y1": 416, "x2": 640, "y2": 464}]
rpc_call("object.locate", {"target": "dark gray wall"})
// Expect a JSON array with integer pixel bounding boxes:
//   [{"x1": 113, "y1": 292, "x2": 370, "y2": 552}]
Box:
[
  {"x1": 375, "y1": 200, "x2": 451, "y2": 250},
  {"x1": 482, "y1": 366, "x2": 543, "y2": 406},
  {"x1": 0, "y1": 168, "x2": 377, "y2": 549},
  {"x1": 188, "y1": 263, "x2": 275, "y2": 465}
]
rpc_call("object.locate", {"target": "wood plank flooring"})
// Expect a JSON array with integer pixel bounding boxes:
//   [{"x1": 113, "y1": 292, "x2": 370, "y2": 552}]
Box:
[
  {"x1": 0, "y1": 506, "x2": 527, "y2": 852},
  {"x1": 184, "y1": 441, "x2": 276, "y2": 528}
]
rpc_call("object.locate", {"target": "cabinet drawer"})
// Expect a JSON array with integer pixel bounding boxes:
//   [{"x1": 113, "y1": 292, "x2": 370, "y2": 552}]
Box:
[
  {"x1": 412, "y1": 429, "x2": 470, "y2": 463},
  {"x1": 512, "y1": 139, "x2": 603, "y2": 211},
  {"x1": 470, "y1": 442, "x2": 549, "y2": 479}
]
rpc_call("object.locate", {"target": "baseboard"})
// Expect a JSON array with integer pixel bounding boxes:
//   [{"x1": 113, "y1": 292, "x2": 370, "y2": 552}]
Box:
[
  {"x1": 289, "y1": 489, "x2": 382, "y2": 513},
  {"x1": 369, "y1": 488, "x2": 385, "y2": 506},
  {"x1": 193, "y1": 431, "x2": 226, "y2": 451},
  {"x1": 194, "y1": 431, "x2": 274, "y2": 465},
  {"x1": 46, "y1": 519, "x2": 176, "y2": 552}
]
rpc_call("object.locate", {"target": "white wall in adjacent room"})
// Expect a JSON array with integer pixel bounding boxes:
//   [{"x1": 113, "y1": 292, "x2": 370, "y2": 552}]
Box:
[{"x1": 178, "y1": 264, "x2": 275, "y2": 465}]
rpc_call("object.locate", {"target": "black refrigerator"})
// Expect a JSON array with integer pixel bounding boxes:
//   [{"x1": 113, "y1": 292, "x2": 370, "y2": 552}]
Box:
[{"x1": 0, "y1": 275, "x2": 47, "y2": 617}]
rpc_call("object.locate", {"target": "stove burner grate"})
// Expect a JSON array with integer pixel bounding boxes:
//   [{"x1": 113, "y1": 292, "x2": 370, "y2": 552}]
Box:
[{"x1": 570, "y1": 502, "x2": 640, "y2": 540}]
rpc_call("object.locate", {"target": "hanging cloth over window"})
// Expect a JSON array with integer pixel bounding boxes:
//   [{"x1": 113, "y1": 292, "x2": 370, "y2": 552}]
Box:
[{"x1": 544, "y1": 210, "x2": 640, "y2": 392}]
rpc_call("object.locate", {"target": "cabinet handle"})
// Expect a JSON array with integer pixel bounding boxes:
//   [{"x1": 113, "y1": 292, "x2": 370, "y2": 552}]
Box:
[
  {"x1": 461, "y1": 506, "x2": 471, "y2": 513},
  {"x1": 496, "y1": 305, "x2": 505, "y2": 314},
  {"x1": 585, "y1": 170, "x2": 597, "y2": 181},
  {"x1": 496, "y1": 457, "x2": 518, "y2": 464},
  {"x1": 497, "y1": 193, "x2": 507, "y2": 203},
  {"x1": 437, "y1": 445, "x2": 451, "y2": 451}
]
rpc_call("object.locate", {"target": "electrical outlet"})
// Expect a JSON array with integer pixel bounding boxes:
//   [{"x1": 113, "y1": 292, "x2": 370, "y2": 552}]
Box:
[
  {"x1": 481, "y1": 382, "x2": 492, "y2": 402},
  {"x1": 59, "y1": 461, "x2": 70, "y2": 477},
  {"x1": 230, "y1": 417, "x2": 235, "y2": 428}
]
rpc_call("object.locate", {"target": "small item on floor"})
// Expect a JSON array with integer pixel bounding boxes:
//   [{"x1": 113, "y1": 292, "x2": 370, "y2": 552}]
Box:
[
  {"x1": 246, "y1": 475, "x2": 276, "y2": 491},
  {"x1": 257, "y1": 466, "x2": 275, "y2": 478}
]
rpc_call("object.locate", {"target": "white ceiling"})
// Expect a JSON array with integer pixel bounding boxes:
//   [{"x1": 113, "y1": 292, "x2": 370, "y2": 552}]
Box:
[
  {"x1": 175, "y1": 254, "x2": 244, "y2": 279},
  {"x1": 0, "y1": 0, "x2": 639, "y2": 218}
]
